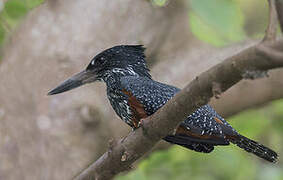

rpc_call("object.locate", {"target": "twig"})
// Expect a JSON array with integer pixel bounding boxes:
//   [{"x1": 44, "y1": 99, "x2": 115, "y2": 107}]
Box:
[
  {"x1": 257, "y1": 43, "x2": 283, "y2": 63},
  {"x1": 263, "y1": 0, "x2": 278, "y2": 42},
  {"x1": 275, "y1": 0, "x2": 283, "y2": 33}
]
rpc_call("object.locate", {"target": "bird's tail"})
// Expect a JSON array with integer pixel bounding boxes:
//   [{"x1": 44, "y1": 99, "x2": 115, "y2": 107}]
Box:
[{"x1": 228, "y1": 134, "x2": 278, "y2": 163}]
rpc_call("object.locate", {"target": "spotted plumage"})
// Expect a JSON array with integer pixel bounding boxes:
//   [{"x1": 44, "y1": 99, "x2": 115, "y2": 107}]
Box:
[{"x1": 48, "y1": 45, "x2": 278, "y2": 163}]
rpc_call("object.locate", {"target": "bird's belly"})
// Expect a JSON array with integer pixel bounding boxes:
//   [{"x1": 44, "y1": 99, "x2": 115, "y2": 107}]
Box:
[{"x1": 107, "y1": 93, "x2": 135, "y2": 128}]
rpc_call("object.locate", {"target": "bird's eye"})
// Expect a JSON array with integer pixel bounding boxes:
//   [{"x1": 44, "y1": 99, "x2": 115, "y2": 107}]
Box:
[
  {"x1": 87, "y1": 56, "x2": 107, "y2": 70},
  {"x1": 91, "y1": 60, "x2": 95, "y2": 65},
  {"x1": 86, "y1": 59, "x2": 96, "y2": 70}
]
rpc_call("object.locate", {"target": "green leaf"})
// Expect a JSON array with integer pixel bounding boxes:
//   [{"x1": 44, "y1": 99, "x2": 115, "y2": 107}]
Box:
[
  {"x1": 0, "y1": 24, "x2": 5, "y2": 45},
  {"x1": 151, "y1": 0, "x2": 168, "y2": 7},
  {"x1": 189, "y1": 12, "x2": 227, "y2": 46},
  {"x1": 228, "y1": 110, "x2": 270, "y2": 138},
  {"x1": 4, "y1": 0, "x2": 28, "y2": 19},
  {"x1": 189, "y1": 0, "x2": 246, "y2": 46},
  {"x1": 26, "y1": 0, "x2": 44, "y2": 9}
]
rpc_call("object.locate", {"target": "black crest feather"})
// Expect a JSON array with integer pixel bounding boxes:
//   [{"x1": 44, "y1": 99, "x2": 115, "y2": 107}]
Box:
[{"x1": 87, "y1": 45, "x2": 151, "y2": 79}]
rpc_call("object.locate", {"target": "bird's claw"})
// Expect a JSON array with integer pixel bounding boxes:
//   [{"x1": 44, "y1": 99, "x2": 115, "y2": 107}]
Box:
[
  {"x1": 137, "y1": 119, "x2": 144, "y2": 128},
  {"x1": 138, "y1": 118, "x2": 148, "y2": 135}
]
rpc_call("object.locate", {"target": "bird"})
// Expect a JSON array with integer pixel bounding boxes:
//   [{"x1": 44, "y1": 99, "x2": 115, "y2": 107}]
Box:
[{"x1": 48, "y1": 45, "x2": 278, "y2": 163}]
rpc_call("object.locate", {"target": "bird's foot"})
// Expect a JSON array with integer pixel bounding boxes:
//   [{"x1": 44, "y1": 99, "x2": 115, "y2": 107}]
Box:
[
  {"x1": 137, "y1": 119, "x2": 144, "y2": 128},
  {"x1": 138, "y1": 118, "x2": 148, "y2": 135}
]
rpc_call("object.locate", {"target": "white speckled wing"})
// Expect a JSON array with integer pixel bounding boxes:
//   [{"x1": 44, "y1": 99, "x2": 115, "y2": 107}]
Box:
[{"x1": 120, "y1": 76, "x2": 238, "y2": 138}]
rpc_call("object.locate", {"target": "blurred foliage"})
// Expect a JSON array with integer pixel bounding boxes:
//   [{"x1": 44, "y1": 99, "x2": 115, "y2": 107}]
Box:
[
  {"x1": 188, "y1": 0, "x2": 268, "y2": 46},
  {"x1": 189, "y1": 0, "x2": 245, "y2": 46},
  {"x1": 151, "y1": 0, "x2": 169, "y2": 7},
  {"x1": 117, "y1": 100, "x2": 283, "y2": 180},
  {"x1": 237, "y1": 0, "x2": 268, "y2": 38},
  {"x1": 0, "y1": 23, "x2": 4, "y2": 45},
  {"x1": 0, "y1": 0, "x2": 44, "y2": 48},
  {"x1": 0, "y1": 0, "x2": 269, "y2": 51}
]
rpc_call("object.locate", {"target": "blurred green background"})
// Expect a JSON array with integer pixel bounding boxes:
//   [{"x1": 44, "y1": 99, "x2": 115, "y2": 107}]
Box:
[
  {"x1": 0, "y1": 0, "x2": 268, "y2": 50},
  {"x1": 0, "y1": 0, "x2": 282, "y2": 180}
]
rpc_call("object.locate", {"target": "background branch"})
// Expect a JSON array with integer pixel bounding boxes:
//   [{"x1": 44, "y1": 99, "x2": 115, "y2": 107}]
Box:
[
  {"x1": 263, "y1": 0, "x2": 278, "y2": 42},
  {"x1": 152, "y1": 42, "x2": 283, "y2": 118},
  {"x1": 275, "y1": 0, "x2": 283, "y2": 33}
]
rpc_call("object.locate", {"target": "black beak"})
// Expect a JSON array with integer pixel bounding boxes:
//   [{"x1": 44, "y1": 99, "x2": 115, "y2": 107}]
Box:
[{"x1": 48, "y1": 70, "x2": 96, "y2": 95}]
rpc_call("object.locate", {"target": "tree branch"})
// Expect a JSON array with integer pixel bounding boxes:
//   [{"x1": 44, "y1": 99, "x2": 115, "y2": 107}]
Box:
[
  {"x1": 211, "y1": 69, "x2": 283, "y2": 117},
  {"x1": 263, "y1": 0, "x2": 278, "y2": 42},
  {"x1": 74, "y1": 39, "x2": 283, "y2": 180},
  {"x1": 74, "y1": 1, "x2": 283, "y2": 179},
  {"x1": 275, "y1": 0, "x2": 283, "y2": 33}
]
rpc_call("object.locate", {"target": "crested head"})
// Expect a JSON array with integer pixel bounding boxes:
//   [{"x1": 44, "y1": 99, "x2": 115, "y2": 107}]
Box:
[
  {"x1": 47, "y1": 45, "x2": 151, "y2": 96},
  {"x1": 86, "y1": 45, "x2": 151, "y2": 81}
]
